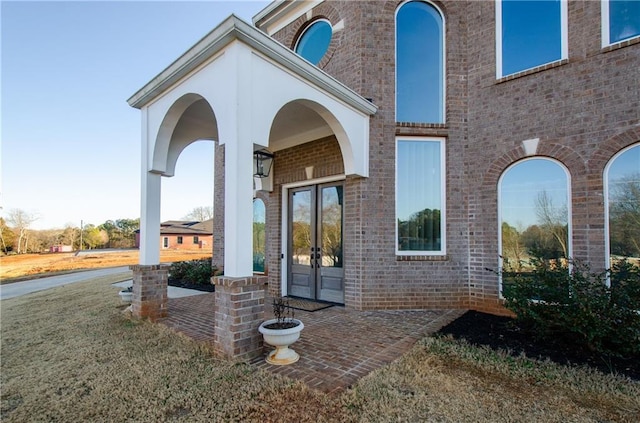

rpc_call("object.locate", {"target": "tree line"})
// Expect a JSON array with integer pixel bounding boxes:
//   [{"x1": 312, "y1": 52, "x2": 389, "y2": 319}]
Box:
[
  {"x1": 0, "y1": 209, "x2": 140, "y2": 254},
  {"x1": 0, "y1": 205, "x2": 213, "y2": 255}
]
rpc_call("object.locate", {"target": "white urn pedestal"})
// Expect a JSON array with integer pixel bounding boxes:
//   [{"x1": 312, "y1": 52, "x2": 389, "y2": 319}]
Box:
[{"x1": 258, "y1": 318, "x2": 304, "y2": 365}]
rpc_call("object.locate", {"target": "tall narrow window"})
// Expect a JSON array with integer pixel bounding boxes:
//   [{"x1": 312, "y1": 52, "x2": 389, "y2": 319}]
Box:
[
  {"x1": 253, "y1": 199, "x2": 266, "y2": 273},
  {"x1": 294, "y1": 19, "x2": 332, "y2": 65},
  {"x1": 605, "y1": 144, "x2": 640, "y2": 269},
  {"x1": 496, "y1": 0, "x2": 567, "y2": 78},
  {"x1": 396, "y1": 138, "x2": 446, "y2": 254},
  {"x1": 499, "y1": 158, "x2": 571, "y2": 272},
  {"x1": 396, "y1": 1, "x2": 445, "y2": 123},
  {"x1": 602, "y1": 0, "x2": 640, "y2": 46}
]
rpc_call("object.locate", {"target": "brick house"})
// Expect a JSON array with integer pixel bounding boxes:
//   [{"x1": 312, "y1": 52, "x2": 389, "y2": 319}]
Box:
[
  {"x1": 134, "y1": 220, "x2": 213, "y2": 251},
  {"x1": 128, "y1": 0, "x2": 639, "y2": 320}
]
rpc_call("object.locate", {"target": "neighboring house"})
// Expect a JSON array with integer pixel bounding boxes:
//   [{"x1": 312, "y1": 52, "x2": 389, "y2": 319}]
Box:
[
  {"x1": 135, "y1": 220, "x2": 213, "y2": 251},
  {"x1": 129, "y1": 1, "x2": 639, "y2": 316},
  {"x1": 49, "y1": 245, "x2": 73, "y2": 253}
]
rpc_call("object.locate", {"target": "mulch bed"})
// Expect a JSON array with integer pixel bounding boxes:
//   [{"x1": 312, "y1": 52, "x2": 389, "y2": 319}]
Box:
[
  {"x1": 167, "y1": 279, "x2": 215, "y2": 292},
  {"x1": 437, "y1": 310, "x2": 640, "y2": 381}
]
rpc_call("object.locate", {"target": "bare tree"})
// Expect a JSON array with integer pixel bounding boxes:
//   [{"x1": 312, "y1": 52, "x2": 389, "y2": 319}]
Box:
[
  {"x1": 501, "y1": 222, "x2": 527, "y2": 269},
  {"x1": 183, "y1": 206, "x2": 213, "y2": 221},
  {"x1": 535, "y1": 191, "x2": 568, "y2": 258},
  {"x1": 609, "y1": 173, "x2": 640, "y2": 257},
  {"x1": 6, "y1": 209, "x2": 38, "y2": 254},
  {"x1": 0, "y1": 217, "x2": 14, "y2": 253}
]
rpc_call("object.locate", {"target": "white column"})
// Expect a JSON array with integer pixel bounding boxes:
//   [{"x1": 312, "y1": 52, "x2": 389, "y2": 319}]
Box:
[
  {"x1": 140, "y1": 171, "x2": 162, "y2": 265},
  {"x1": 139, "y1": 108, "x2": 161, "y2": 265},
  {"x1": 222, "y1": 43, "x2": 254, "y2": 277}
]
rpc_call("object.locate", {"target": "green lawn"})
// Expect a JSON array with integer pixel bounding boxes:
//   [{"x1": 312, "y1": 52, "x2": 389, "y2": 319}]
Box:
[{"x1": 1, "y1": 276, "x2": 638, "y2": 422}]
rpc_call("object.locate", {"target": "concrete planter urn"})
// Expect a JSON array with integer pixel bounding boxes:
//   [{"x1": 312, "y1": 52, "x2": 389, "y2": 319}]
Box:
[{"x1": 259, "y1": 318, "x2": 304, "y2": 365}]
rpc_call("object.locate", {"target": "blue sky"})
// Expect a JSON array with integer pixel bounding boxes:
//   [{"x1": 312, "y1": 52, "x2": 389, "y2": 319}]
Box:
[{"x1": 1, "y1": 0, "x2": 269, "y2": 229}]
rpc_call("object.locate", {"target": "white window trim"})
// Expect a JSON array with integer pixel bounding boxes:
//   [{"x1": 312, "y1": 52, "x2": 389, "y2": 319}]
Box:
[
  {"x1": 601, "y1": 0, "x2": 640, "y2": 48},
  {"x1": 395, "y1": 136, "x2": 447, "y2": 256},
  {"x1": 497, "y1": 157, "x2": 573, "y2": 297},
  {"x1": 603, "y1": 143, "x2": 640, "y2": 280},
  {"x1": 394, "y1": 0, "x2": 447, "y2": 124},
  {"x1": 496, "y1": 0, "x2": 568, "y2": 79}
]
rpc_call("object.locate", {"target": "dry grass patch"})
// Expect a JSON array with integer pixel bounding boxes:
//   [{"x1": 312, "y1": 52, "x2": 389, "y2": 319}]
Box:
[
  {"x1": 2, "y1": 277, "x2": 639, "y2": 422},
  {"x1": 0, "y1": 276, "x2": 343, "y2": 422},
  {"x1": 0, "y1": 250, "x2": 212, "y2": 281},
  {"x1": 344, "y1": 337, "x2": 640, "y2": 422}
]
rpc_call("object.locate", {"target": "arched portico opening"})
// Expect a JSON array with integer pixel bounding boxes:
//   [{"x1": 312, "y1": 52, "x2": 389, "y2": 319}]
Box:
[
  {"x1": 139, "y1": 94, "x2": 218, "y2": 267},
  {"x1": 131, "y1": 94, "x2": 219, "y2": 322},
  {"x1": 264, "y1": 99, "x2": 349, "y2": 304},
  {"x1": 267, "y1": 99, "x2": 354, "y2": 173}
]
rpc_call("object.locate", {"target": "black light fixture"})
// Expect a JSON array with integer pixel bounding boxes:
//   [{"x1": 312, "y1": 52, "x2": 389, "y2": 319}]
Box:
[{"x1": 253, "y1": 150, "x2": 274, "y2": 178}]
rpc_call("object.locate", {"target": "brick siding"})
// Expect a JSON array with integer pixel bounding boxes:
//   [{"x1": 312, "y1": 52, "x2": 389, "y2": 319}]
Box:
[
  {"x1": 247, "y1": 0, "x2": 639, "y2": 314},
  {"x1": 130, "y1": 264, "x2": 169, "y2": 321}
]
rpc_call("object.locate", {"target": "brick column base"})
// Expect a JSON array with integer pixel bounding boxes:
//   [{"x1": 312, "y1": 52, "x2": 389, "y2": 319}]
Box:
[
  {"x1": 212, "y1": 275, "x2": 267, "y2": 362},
  {"x1": 129, "y1": 264, "x2": 169, "y2": 321}
]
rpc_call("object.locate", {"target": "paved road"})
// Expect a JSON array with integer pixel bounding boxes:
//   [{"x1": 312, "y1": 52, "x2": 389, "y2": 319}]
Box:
[{"x1": 0, "y1": 266, "x2": 132, "y2": 300}]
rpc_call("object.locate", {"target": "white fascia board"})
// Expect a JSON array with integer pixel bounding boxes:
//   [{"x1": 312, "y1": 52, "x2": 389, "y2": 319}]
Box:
[
  {"x1": 127, "y1": 15, "x2": 377, "y2": 117},
  {"x1": 252, "y1": 0, "x2": 289, "y2": 28},
  {"x1": 253, "y1": 0, "x2": 321, "y2": 35}
]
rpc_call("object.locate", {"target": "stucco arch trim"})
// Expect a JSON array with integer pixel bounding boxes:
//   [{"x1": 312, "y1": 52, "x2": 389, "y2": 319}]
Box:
[
  {"x1": 152, "y1": 93, "x2": 218, "y2": 176},
  {"x1": 267, "y1": 98, "x2": 356, "y2": 177}
]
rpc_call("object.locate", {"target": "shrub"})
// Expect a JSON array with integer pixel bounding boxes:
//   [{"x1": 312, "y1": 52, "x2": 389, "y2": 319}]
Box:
[
  {"x1": 501, "y1": 257, "x2": 640, "y2": 357},
  {"x1": 168, "y1": 259, "x2": 217, "y2": 285}
]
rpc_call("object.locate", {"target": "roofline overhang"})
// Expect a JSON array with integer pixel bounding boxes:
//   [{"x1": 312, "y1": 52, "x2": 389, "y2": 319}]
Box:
[
  {"x1": 127, "y1": 15, "x2": 377, "y2": 116},
  {"x1": 252, "y1": 0, "x2": 289, "y2": 27}
]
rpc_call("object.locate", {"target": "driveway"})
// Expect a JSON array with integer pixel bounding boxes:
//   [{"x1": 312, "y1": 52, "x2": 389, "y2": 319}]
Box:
[
  {"x1": 1, "y1": 266, "x2": 207, "y2": 301},
  {"x1": 0, "y1": 267, "x2": 131, "y2": 300}
]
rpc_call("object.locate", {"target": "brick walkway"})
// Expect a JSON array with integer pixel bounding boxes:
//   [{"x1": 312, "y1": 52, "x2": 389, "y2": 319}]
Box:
[{"x1": 158, "y1": 294, "x2": 464, "y2": 394}]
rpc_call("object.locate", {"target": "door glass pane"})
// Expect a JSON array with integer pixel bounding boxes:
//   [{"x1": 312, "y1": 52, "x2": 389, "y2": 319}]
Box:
[
  {"x1": 292, "y1": 190, "x2": 312, "y2": 266},
  {"x1": 321, "y1": 185, "x2": 343, "y2": 268}
]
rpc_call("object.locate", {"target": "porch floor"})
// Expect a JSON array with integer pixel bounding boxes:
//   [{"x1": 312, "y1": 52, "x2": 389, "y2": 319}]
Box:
[{"x1": 158, "y1": 293, "x2": 464, "y2": 394}]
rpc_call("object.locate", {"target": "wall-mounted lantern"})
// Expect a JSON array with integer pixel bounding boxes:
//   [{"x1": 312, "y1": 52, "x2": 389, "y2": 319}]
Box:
[{"x1": 253, "y1": 150, "x2": 274, "y2": 178}]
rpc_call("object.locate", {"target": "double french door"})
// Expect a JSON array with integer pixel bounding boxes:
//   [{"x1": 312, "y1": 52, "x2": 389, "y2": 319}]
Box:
[{"x1": 288, "y1": 182, "x2": 344, "y2": 304}]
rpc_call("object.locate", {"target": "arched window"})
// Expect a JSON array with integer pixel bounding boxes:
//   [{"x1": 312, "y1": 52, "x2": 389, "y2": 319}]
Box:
[
  {"x1": 396, "y1": 1, "x2": 445, "y2": 123},
  {"x1": 253, "y1": 199, "x2": 266, "y2": 273},
  {"x1": 294, "y1": 19, "x2": 332, "y2": 65},
  {"x1": 499, "y1": 158, "x2": 571, "y2": 272},
  {"x1": 605, "y1": 144, "x2": 640, "y2": 269}
]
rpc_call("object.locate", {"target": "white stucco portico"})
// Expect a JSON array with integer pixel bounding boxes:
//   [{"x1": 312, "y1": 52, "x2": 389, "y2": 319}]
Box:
[{"x1": 128, "y1": 15, "x2": 376, "y2": 279}]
